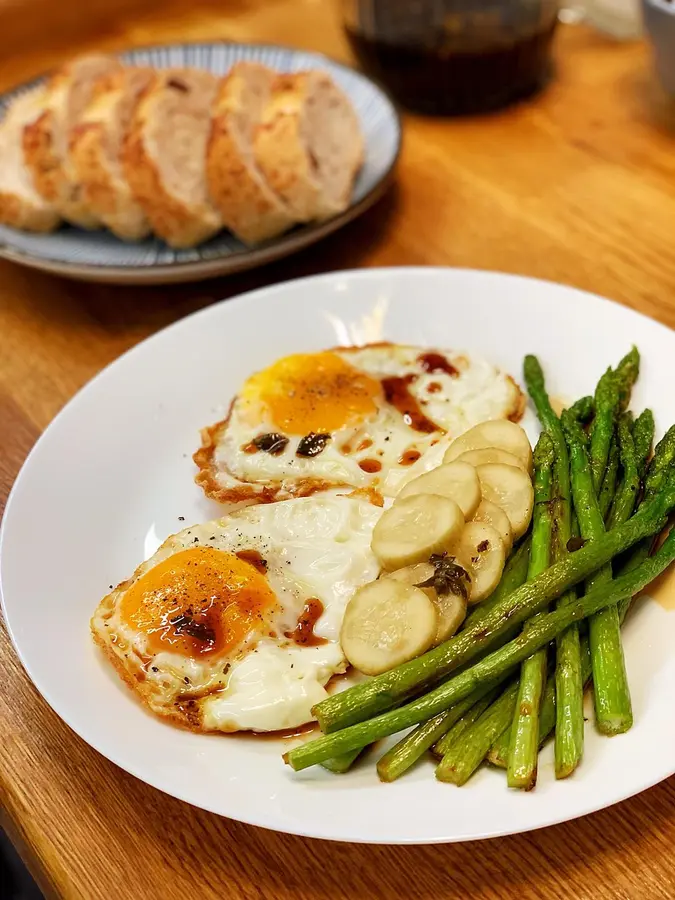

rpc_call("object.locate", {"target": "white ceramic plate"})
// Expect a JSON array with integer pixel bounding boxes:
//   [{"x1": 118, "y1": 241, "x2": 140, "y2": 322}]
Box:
[
  {"x1": 2, "y1": 268, "x2": 675, "y2": 844},
  {"x1": 0, "y1": 43, "x2": 400, "y2": 285}
]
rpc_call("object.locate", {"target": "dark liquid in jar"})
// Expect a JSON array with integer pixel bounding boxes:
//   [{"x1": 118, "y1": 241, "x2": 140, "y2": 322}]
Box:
[{"x1": 346, "y1": 20, "x2": 557, "y2": 116}]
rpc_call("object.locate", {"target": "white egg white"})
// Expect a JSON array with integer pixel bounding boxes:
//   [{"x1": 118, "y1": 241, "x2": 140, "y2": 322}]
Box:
[
  {"x1": 92, "y1": 494, "x2": 381, "y2": 732},
  {"x1": 196, "y1": 344, "x2": 523, "y2": 503}
]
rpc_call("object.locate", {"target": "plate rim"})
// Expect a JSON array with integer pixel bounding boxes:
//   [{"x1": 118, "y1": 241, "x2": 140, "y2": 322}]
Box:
[
  {"x1": 0, "y1": 41, "x2": 402, "y2": 283},
  {"x1": 3, "y1": 266, "x2": 675, "y2": 844}
]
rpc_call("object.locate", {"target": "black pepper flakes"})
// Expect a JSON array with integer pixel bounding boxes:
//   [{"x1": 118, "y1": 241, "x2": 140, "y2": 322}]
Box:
[
  {"x1": 151, "y1": 666, "x2": 158, "y2": 672},
  {"x1": 477, "y1": 540, "x2": 490, "y2": 553},
  {"x1": 178, "y1": 516, "x2": 185, "y2": 521}
]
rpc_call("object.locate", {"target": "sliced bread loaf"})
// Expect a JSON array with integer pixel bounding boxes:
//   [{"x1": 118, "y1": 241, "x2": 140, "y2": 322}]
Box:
[
  {"x1": 23, "y1": 54, "x2": 122, "y2": 228},
  {"x1": 254, "y1": 71, "x2": 364, "y2": 222},
  {"x1": 122, "y1": 69, "x2": 222, "y2": 248},
  {"x1": 69, "y1": 67, "x2": 153, "y2": 241},
  {"x1": 0, "y1": 88, "x2": 60, "y2": 232},
  {"x1": 206, "y1": 62, "x2": 296, "y2": 244}
]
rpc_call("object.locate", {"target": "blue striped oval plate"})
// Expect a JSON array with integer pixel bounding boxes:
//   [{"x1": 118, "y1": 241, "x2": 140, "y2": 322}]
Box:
[{"x1": 0, "y1": 43, "x2": 401, "y2": 284}]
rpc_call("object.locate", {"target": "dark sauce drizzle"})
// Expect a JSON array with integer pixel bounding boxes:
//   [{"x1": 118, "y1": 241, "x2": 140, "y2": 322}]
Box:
[
  {"x1": 399, "y1": 448, "x2": 421, "y2": 466},
  {"x1": 418, "y1": 352, "x2": 459, "y2": 377},
  {"x1": 285, "y1": 599, "x2": 327, "y2": 647},
  {"x1": 382, "y1": 375, "x2": 440, "y2": 434},
  {"x1": 235, "y1": 549, "x2": 268, "y2": 574},
  {"x1": 170, "y1": 612, "x2": 216, "y2": 646}
]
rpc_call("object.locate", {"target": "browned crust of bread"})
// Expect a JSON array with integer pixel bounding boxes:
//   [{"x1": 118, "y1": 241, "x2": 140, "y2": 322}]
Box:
[
  {"x1": 207, "y1": 114, "x2": 293, "y2": 243},
  {"x1": 69, "y1": 121, "x2": 118, "y2": 216},
  {"x1": 22, "y1": 110, "x2": 63, "y2": 203},
  {"x1": 22, "y1": 57, "x2": 121, "y2": 223},
  {"x1": 206, "y1": 67, "x2": 296, "y2": 244},
  {"x1": 254, "y1": 75, "x2": 317, "y2": 221},
  {"x1": 69, "y1": 69, "x2": 151, "y2": 239},
  {"x1": 122, "y1": 115, "x2": 194, "y2": 248},
  {"x1": 253, "y1": 70, "x2": 363, "y2": 223},
  {"x1": 0, "y1": 192, "x2": 23, "y2": 226},
  {"x1": 121, "y1": 72, "x2": 221, "y2": 249},
  {"x1": 0, "y1": 189, "x2": 58, "y2": 232}
]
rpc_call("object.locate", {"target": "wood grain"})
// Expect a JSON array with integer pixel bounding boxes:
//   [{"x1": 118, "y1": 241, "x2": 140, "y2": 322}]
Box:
[{"x1": 2, "y1": 3, "x2": 675, "y2": 898}]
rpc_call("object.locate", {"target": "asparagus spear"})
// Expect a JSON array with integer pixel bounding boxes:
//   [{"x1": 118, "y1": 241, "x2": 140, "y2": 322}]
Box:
[
  {"x1": 644, "y1": 425, "x2": 675, "y2": 499},
  {"x1": 553, "y1": 607, "x2": 585, "y2": 778},
  {"x1": 375, "y1": 680, "x2": 502, "y2": 782},
  {"x1": 506, "y1": 433, "x2": 555, "y2": 790},
  {"x1": 633, "y1": 409, "x2": 655, "y2": 480},
  {"x1": 614, "y1": 346, "x2": 640, "y2": 413},
  {"x1": 492, "y1": 425, "x2": 667, "y2": 775},
  {"x1": 491, "y1": 419, "x2": 670, "y2": 764},
  {"x1": 320, "y1": 750, "x2": 363, "y2": 774},
  {"x1": 594, "y1": 413, "x2": 639, "y2": 734},
  {"x1": 488, "y1": 539, "x2": 651, "y2": 768},
  {"x1": 523, "y1": 356, "x2": 572, "y2": 542},
  {"x1": 491, "y1": 637, "x2": 587, "y2": 769},
  {"x1": 589, "y1": 368, "x2": 621, "y2": 491},
  {"x1": 437, "y1": 681, "x2": 520, "y2": 785},
  {"x1": 287, "y1": 526, "x2": 675, "y2": 771},
  {"x1": 564, "y1": 410, "x2": 633, "y2": 736},
  {"x1": 524, "y1": 355, "x2": 583, "y2": 779},
  {"x1": 432, "y1": 685, "x2": 503, "y2": 759},
  {"x1": 568, "y1": 395, "x2": 595, "y2": 425},
  {"x1": 312, "y1": 489, "x2": 673, "y2": 734},
  {"x1": 608, "y1": 414, "x2": 640, "y2": 530},
  {"x1": 599, "y1": 440, "x2": 620, "y2": 521},
  {"x1": 464, "y1": 535, "x2": 531, "y2": 629}
]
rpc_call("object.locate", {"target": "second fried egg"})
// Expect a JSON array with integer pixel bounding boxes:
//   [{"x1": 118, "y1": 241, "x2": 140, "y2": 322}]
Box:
[
  {"x1": 195, "y1": 344, "x2": 524, "y2": 503},
  {"x1": 91, "y1": 494, "x2": 381, "y2": 733}
]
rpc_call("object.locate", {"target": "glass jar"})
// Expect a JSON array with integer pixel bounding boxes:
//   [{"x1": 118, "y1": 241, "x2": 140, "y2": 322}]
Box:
[{"x1": 342, "y1": 0, "x2": 560, "y2": 115}]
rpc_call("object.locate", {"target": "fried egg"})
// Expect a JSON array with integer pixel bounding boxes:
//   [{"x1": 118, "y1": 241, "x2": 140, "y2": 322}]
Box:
[
  {"x1": 91, "y1": 494, "x2": 380, "y2": 732},
  {"x1": 194, "y1": 344, "x2": 524, "y2": 504}
]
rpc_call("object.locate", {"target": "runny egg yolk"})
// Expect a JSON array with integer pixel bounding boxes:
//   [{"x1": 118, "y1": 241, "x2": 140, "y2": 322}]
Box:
[
  {"x1": 120, "y1": 547, "x2": 277, "y2": 658},
  {"x1": 241, "y1": 351, "x2": 381, "y2": 435}
]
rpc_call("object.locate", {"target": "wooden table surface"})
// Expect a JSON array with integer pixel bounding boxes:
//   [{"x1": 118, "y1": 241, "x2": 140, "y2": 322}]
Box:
[{"x1": 2, "y1": 2, "x2": 675, "y2": 898}]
